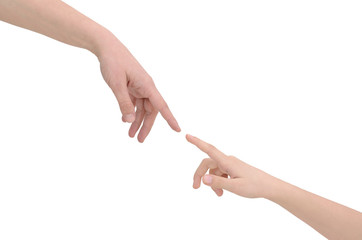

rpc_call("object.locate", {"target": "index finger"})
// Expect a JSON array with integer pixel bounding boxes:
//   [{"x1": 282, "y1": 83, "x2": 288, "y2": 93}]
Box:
[
  {"x1": 186, "y1": 134, "x2": 228, "y2": 162},
  {"x1": 149, "y1": 89, "x2": 181, "y2": 132}
]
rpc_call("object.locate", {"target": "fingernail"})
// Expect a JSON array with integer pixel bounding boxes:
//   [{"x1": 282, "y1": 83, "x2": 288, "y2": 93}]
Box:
[
  {"x1": 124, "y1": 114, "x2": 135, "y2": 123},
  {"x1": 203, "y1": 175, "x2": 212, "y2": 185}
]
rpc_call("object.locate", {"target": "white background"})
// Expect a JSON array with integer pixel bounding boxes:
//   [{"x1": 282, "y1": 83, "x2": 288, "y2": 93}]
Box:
[{"x1": 1, "y1": 0, "x2": 361, "y2": 239}]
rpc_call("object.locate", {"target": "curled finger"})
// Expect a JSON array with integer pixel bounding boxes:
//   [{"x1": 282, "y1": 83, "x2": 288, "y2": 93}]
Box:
[
  {"x1": 129, "y1": 99, "x2": 145, "y2": 138},
  {"x1": 193, "y1": 158, "x2": 217, "y2": 189}
]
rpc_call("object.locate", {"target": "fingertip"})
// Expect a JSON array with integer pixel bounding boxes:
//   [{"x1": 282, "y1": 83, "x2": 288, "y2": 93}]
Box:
[
  {"x1": 129, "y1": 122, "x2": 138, "y2": 138},
  {"x1": 203, "y1": 174, "x2": 212, "y2": 185},
  {"x1": 218, "y1": 189, "x2": 224, "y2": 197},
  {"x1": 128, "y1": 129, "x2": 136, "y2": 138},
  {"x1": 124, "y1": 113, "x2": 136, "y2": 123},
  {"x1": 137, "y1": 135, "x2": 145, "y2": 143},
  {"x1": 193, "y1": 180, "x2": 201, "y2": 189},
  {"x1": 169, "y1": 119, "x2": 181, "y2": 132},
  {"x1": 211, "y1": 187, "x2": 223, "y2": 196},
  {"x1": 193, "y1": 176, "x2": 201, "y2": 189},
  {"x1": 186, "y1": 134, "x2": 194, "y2": 142},
  {"x1": 174, "y1": 122, "x2": 181, "y2": 132}
]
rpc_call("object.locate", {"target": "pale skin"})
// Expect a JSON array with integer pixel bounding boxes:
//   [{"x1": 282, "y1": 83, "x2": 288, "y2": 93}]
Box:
[
  {"x1": 0, "y1": 0, "x2": 180, "y2": 142},
  {"x1": 186, "y1": 134, "x2": 362, "y2": 240},
  {"x1": 2, "y1": 1, "x2": 361, "y2": 238}
]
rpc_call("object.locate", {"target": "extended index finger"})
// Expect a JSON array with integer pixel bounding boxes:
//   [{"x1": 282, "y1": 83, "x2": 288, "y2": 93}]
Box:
[
  {"x1": 186, "y1": 134, "x2": 227, "y2": 162},
  {"x1": 149, "y1": 88, "x2": 181, "y2": 132}
]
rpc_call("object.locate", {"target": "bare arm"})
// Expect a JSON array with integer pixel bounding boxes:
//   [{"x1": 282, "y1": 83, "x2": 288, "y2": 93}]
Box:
[
  {"x1": 187, "y1": 134, "x2": 362, "y2": 240},
  {"x1": 0, "y1": 0, "x2": 104, "y2": 54},
  {"x1": 267, "y1": 177, "x2": 362, "y2": 239},
  {"x1": 0, "y1": 0, "x2": 181, "y2": 142}
]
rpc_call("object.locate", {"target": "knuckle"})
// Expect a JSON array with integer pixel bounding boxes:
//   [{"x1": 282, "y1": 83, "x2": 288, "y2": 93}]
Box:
[
  {"x1": 224, "y1": 167, "x2": 231, "y2": 176},
  {"x1": 193, "y1": 171, "x2": 203, "y2": 180},
  {"x1": 139, "y1": 73, "x2": 154, "y2": 87},
  {"x1": 107, "y1": 75, "x2": 126, "y2": 88},
  {"x1": 143, "y1": 74, "x2": 154, "y2": 85},
  {"x1": 201, "y1": 158, "x2": 210, "y2": 164},
  {"x1": 145, "y1": 76, "x2": 154, "y2": 84}
]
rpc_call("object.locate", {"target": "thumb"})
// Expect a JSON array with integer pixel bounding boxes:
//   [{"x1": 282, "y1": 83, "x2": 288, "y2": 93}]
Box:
[
  {"x1": 113, "y1": 82, "x2": 135, "y2": 123},
  {"x1": 203, "y1": 174, "x2": 235, "y2": 193}
]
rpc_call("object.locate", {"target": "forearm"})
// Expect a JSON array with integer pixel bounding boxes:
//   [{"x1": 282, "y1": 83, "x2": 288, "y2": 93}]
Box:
[
  {"x1": 0, "y1": 0, "x2": 112, "y2": 56},
  {"x1": 266, "y1": 177, "x2": 362, "y2": 239}
]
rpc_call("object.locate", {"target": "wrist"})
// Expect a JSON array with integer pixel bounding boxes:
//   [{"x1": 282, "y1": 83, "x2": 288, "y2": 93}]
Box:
[
  {"x1": 86, "y1": 26, "x2": 118, "y2": 58},
  {"x1": 262, "y1": 175, "x2": 286, "y2": 201}
]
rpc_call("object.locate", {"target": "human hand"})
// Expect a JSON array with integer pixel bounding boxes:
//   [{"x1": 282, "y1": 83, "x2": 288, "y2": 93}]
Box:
[
  {"x1": 95, "y1": 35, "x2": 180, "y2": 142},
  {"x1": 186, "y1": 134, "x2": 276, "y2": 198},
  {"x1": 0, "y1": 0, "x2": 180, "y2": 143}
]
